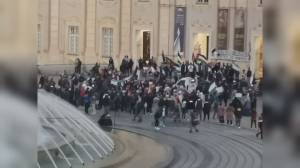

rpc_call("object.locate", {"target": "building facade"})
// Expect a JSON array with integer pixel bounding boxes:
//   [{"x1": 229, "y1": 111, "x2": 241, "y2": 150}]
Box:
[{"x1": 38, "y1": 0, "x2": 263, "y2": 77}]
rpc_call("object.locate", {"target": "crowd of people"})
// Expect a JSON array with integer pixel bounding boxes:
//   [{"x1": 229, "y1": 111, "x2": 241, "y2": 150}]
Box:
[{"x1": 39, "y1": 55, "x2": 263, "y2": 139}]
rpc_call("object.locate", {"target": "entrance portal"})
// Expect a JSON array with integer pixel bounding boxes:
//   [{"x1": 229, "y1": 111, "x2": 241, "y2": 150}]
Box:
[
  {"x1": 143, "y1": 31, "x2": 151, "y2": 60},
  {"x1": 193, "y1": 33, "x2": 209, "y2": 59}
]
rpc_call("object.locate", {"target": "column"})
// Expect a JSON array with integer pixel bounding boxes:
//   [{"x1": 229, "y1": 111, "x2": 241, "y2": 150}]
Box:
[
  {"x1": 48, "y1": 0, "x2": 60, "y2": 63},
  {"x1": 85, "y1": 0, "x2": 97, "y2": 64},
  {"x1": 119, "y1": 0, "x2": 132, "y2": 57},
  {"x1": 159, "y1": 0, "x2": 170, "y2": 60}
]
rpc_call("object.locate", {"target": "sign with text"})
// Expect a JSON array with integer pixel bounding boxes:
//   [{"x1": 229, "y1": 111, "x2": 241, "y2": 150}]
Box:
[
  {"x1": 174, "y1": 7, "x2": 186, "y2": 55},
  {"x1": 217, "y1": 9, "x2": 229, "y2": 50},
  {"x1": 213, "y1": 50, "x2": 249, "y2": 62}
]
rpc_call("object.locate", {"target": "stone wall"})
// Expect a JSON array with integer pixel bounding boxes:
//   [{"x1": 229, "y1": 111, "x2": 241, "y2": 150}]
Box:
[{"x1": 38, "y1": 0, "x2": 263, "y2": 73}]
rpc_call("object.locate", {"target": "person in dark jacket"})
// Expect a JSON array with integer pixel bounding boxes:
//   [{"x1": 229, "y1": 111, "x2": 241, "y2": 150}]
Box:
[
  {"x1": 84, "y1": 90, "x2": 92, "y2": 114},
  {"x1": 109, "y1": 57, "x2": 114, "y2": 70},
  {"x1": 133, "y1": 94, "x2": 143, "y2": 122},
  {"x1": 189, "y1": 110, "x2": 199, "y2": 133},
  {"x1": 129, "y1": 58, "x2": 134, "y2": 74},
  {"x1": 39, "y1": 75, "x2": 45, "y2": 88},
  {"x1": 203, "y1": 96, "x2": 211, "y2": 121},
  {"x1": 75, "y1": 58, "x2": 82, "y2": 74},
  {"x1": 232, "y1": 97, "x2": 243, "y2": 128},
  {"x1": 256, "y1": 113, "x2": 263, "y2": 139},
  {"x1": 195, "y1": 98, "x2": 203, "y2": 120},
  {"x1": 181, "y1": 63, "x2": 186, "y2": 77},
  {"x1": 102, "y1": 92, "x2": 111, "y2": 115},
  {"x1": 246, "y1": 67, "x2": 252, "y2": 84}
]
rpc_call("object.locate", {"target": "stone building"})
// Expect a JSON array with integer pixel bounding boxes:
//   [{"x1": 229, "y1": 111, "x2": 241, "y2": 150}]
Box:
[{"x1": 37, "y1": 0, "x2": 263, "y2": 78}]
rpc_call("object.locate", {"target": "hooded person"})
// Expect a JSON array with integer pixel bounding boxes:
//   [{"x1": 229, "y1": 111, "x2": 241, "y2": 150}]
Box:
[{"x1": 232, "y1": 96, "x2": 243, "y2": 128}]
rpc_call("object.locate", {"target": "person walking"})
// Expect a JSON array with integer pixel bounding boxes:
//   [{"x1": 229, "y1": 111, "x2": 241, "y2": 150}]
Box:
[
  {"x1": 189, "y1": 110, "x2": 200, "y2": 133},
  {"x1": 256, "y1": 114, "x2": 263, "y2": 139},
  {"x1": 203, "y1": 96, "x2": 211, "y2": 121},
  {"x1": 195, "y1": 96, "x2": 203, "y2": 121},
  {"x1": 226, "y1": 103, "x2": 234, "y2": 125},
  {"x1": 251, "y1": 108, "x2": 257, "y2": 128},
  {"x1": 232, "y1": 97, "x2": 243, "y2": 128},
  {"x1": 218, "y1": 102, "x2": 225, "y2": 124}
]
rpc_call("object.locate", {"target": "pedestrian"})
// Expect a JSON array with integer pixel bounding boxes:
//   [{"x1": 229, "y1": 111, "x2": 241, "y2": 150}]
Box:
[
  {"x1": 212, "y1": 101, "x2": 218, "y2": 120},
  {"x1": 256, "y1": 114, "x2": 263, "y2": 139},
  {"x1": 109, "y1": 57, "x2": 114, "y2": 70},
  {"x1": 154, "y1": 108, "x2": 162, "y2": 131},
  {"x1": 251, "y1": 108, "x2": 257, "y2": 128},
  {"x1": 39, "y1": 75, "x2": 45, "y2": 88},
  {"x1": 247, "y1": 67, "x2": 252, "y2": 84},
  {"x1": 133, "y1": 93, "x2": 143, "y2": 122},
  {"x1": 232, "y1": 97, "x2": 243, "y2": 128},
  {"x1": 195, "y1": 96, "x2": 203, "y2": 121},
  {"x1": 203, "y1": 96, "x2": 211, "y2": 121},
  {"x1": 102, "y1": 92, "x2": 111, "y2": 115},
  {"x1": 84, "y1": 90, "x2": 92, "y2": 114},
  {"x1": 226, "y1": 103, "x2": 234, "y2": 125},
  {"x1": 218, "y1": 102, "x2": 225, "y2": 124},
  {"x1": 189, "y1": 111, "x2": 199, "y2": 133}
]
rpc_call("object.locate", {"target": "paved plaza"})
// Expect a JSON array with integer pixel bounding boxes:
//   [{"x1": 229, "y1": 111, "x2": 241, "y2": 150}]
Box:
[{"x1": 85, "y1": 108, "x2": 263, "y2": 168}]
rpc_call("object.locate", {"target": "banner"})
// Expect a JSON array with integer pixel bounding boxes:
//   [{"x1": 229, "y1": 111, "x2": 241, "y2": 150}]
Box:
[
  {"x1": 174, "y1": 7, "x2": 186, "y2": 55},
  {"x1": 213, "y1": 50, "x2": 249, "y2": 62},
  {"x1": 234, "y1": 8, "x2": 246, "y2": 52},
  {"x1": 217, "y1": 9, "x2": 229, "y2": 50}
]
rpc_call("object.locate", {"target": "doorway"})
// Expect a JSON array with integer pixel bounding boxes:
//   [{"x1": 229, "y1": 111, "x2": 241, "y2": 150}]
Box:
[
  {"x1": 143, "y1": 31, "x2": 151, "y2": 60},
  {"x1": 193, "y1": 33, "x2": 209, "y2": 59}
]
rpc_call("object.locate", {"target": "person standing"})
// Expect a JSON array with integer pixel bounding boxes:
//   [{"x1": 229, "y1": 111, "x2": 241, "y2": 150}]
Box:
[
  {"x1": 39, "y1": 75, "x2": 45, "y2": 88},
  {"x1": 247, "y1": 67, "x2": 252, "y2": 84},
  {"x1": 181, "y1": 63, "x2": 186, "y2": 77},
  {"x1": 102, "y1": 92, "x2": 111, "y2": 115},
  {"x1": 129, "y1": 58, "x2": 134, "y2": 74},
  {"x1": 154, "y1": 107, "x2": 162, "y2": 131},
  {"x1": 203, "y1": 96, "x2": 211, "y2": 121},
  {"x1": 133, "y1": 93, "x2": 143, "y2": 122},
  {"x1": 109, "y1": 57, "x2": 114, "y2": 71},
  {"x1": 195, "y1": 96, "x2": 203, "y2": 121},
  {"x1": 84, "y1": 90, "x2": 92, "y2": 114},
  {"x1": 75, "y1": 58, "x2": 82, "y2": 74}
]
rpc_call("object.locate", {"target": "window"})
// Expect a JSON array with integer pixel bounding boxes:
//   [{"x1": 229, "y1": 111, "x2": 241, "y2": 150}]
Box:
[
  {"x1": 68, "y1": 26, "x2": 79, "y2": 55},
  {"x1": 196, "y1": 0, "x2": 209, "y2": 5},
  {"x1": 37, "y1": 24, "x2": 41, "y2": 51},
  {"x1": 138, "y1": 0, "x2": 150, "y2": 2},
  {"x1": 102, "y1": 27, "x2": 113, "y2": 58}
]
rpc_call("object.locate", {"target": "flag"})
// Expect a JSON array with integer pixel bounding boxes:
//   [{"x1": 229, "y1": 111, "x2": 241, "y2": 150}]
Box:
[
  {"x1": 176, "y1": 51, "x2": 183, "y2": 65},
  {"x1": 162, "y1": 51, "x2": 166, "y2": 62},
  {"x1": 174, "y1": 28, "x2": 181, "y2": 55}
]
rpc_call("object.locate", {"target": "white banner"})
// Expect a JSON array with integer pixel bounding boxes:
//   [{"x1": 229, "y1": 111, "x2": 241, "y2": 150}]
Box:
[{"x1": 212, "y1": 50, "x2": 249, "y2": 62}]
